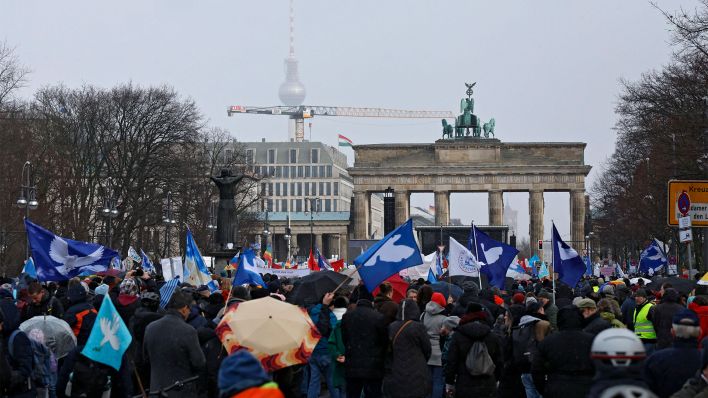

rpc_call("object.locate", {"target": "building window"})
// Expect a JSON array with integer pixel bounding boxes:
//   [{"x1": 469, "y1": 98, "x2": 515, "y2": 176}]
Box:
[
  {"x1": 311, "y1": 148, "x2": 319, "y2": 163},
  {"x1": 305, "y1": 166, "x2": 311, "y2": 178},
  {"x1": 290, "y1": 183, "x2": 295, "y2": 196},
  {"x1": 305, "y1": 183, "x2": 310, "y2": 196},
  {"x1": 326, "y1": 165, "x2": 332, "y2": 177},
  {"x1": 281, "y1": 199, "x2": 288, "y2": 212},
  {"x1": 283, "y1": 183, "x2": 288, "y2": 196},
  {"x1": 267, "y1": 199, "x2": 273, "y2": 212},
  {"x1": 275, "y1": 166, "x2": 282, "y2": 177},
  {"x1": 283, "y1": 166, "x2": 289, "y2": 178},
  {"x1": 224, "y1": 148, "x2": 234, "y2": 164},
  {"x1": 325, "y1": 199, "x2": 331, "y2": 212},
  {"x1": 312, "y1": 166, "x2": 318, "y2": 178},
  {"x1": 319, "y1": 182, "x2": 325, "y2": 196},
  {"x1": 297, "y1": 182, "x2": 302, "y2": 196},
  {"x1": 296, "y1": 199, "x2": 302, "y2": 212},
  {"x1": 268, "y1": 183, "x2": 273, "y2": 196},
  {"x1": 333, "y1": 182, "x2": 339, "y2": 196},
  {"x1": 275, "y1": 183, "x2": 281, "y2": 196},
  {"x1": 246, "y1": 149, "x2": 255, "y2": 164},
  {"x1": 267, "y1": 149, "x2": 276, "y2": 164},
  {"x1": 312, "y1": 183, "x2": 317, "y2": 196},
  {"x1": 333, "y1": 200, "x2": 338, "y2": 211},
  {"x1": 290, "y1": 166, "x2": 296, "y2": 178},
  {"x1": 289, "y1": 149, "x2": 297, "y2": 163},
  {"x1": 298, "y1": 166, "x2": 304, "y2": 177},
  {"x1": 269, "y1": 166, "x2": 275, "y2": 177},
  {"x1": 326, "y1": 182, "x2": 331, "y2": 196},
  {"x1": 319, "y1": 165, "x2": 325, "y2": 177}
]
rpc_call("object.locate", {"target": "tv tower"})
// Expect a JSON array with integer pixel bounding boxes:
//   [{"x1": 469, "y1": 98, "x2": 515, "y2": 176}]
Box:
[{"x1": 278, "y1": 0, "x2": 306, "y2": 107}]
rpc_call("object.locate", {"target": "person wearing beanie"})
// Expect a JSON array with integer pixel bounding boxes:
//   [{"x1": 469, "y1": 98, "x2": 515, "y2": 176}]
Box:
[
  {"x1": 440, "y1": 316, "x2": 460, "y2": 367},
  {"x1": 422, "y1": 292, "x2": 447, "y2": 398},
  {"x1": 512, "y1": 292, "x2": 526, "y2": 305},
  {"x1": 218, "y1": 350, "x2": 284, "y2": 398},
  {"x1": 514, "y1": 298, "x2": 551, "y2": 398},
  {"x1": 62, "y1": 283, "x2": 98, "y2": 346},
  {"x1": 632, "y1": 288, "x2": 657, "y2": 354},
  {"x1": 643, "y1": 308, "x2": 702, "y2": 398},
  {"x1": 651, "y1": 287, "x2": 684, "y2": 350},
  {"x1": 537, "y1": 290, "x2": 558, "y2": 331},
  {"x1": 577, "y1": 298, "x2": 611, "y2": 336}
]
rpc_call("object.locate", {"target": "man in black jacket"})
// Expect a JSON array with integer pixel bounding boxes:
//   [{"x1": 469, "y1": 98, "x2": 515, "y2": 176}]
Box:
[
  {"x1": 21, "y1": 281, "x2": 64, "y2": 321},
  {"x1": 577, "y1": 298, "x2": 610, "y2": 336},
  {"x1": 341, "y1": 298, "x2": 387, "y2": 398}
]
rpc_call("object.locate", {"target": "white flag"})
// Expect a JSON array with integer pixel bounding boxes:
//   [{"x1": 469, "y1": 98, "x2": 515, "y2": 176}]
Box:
[
  {"x1": 447, "y1": 237, "x2": 481, "y2": 277},
  {"x1": 401, "y1": 252, "x2": 436, "y2": 279}
]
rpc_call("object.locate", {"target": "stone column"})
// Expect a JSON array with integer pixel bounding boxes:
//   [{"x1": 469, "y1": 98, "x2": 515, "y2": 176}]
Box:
[
  {"x1": 289, "y1": 233, "x2": 298, "y2": 259},
  {"x1": 353, "y1": 191, "x2": 370, "y2": 239},
  {"x1": 394, "y1": 190, "x2": 410, "y2": 226},
  {"x1": 488, "y1": 190, "x2": 504, "y2": 225},
  {"x1": 434, "y1": 190, "x2": 450, "y2": 226},
  {"x1": 339, "y1": 233, "x2": 348, "y2": 262},
  {"x1": 570, "y1": 190, "x2": 586, "y2": 250},
  {"x1": 529, "y1": 190, "x2": 545, "y2": 259},
  {"x1": 315, "y1": 234, "x2": 323, "y2": 253}
]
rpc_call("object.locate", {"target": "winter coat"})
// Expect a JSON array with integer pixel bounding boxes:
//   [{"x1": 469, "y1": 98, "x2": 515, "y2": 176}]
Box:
[
  {"x1": 328, "y1": 308, "x2": 347, "y2": 388},
  {"x1": 672, "y1": 375, "x2": 708, "y2": 398},
  {"x1": 582, "y1": 311, "x2": 611, "y2": 336},
  {"x1": 544, "y1": 303, "x2": 559, "y2": 330},
  {"x1": 533, "y1": 308, "x2": 595, "y2": 398},
  {"x1": 444, "y1": 317, "x2": 504, "y2": 398},
  {"x1": 642, "y1": 338, "x2": 701, "y2": 398},
  {"x1": 421, "y1": 300, "x2": 446, "y2": 366},
  {"x1": 308, "y1": 303, "x2": 337, "y2": 355},
  {"x1": 341, "y1": 299, "x2": 388, "y2": 379},
  {"x1": 198, "y1": 327, "x2": 225, "y2": 398},
  {"x1": 621, "y1": 296, "x2": 637, "y2": 330},
  {"x1": 383, "y1": 299, "x2": 432, "y2": 398},
  {"x1": 599, "y1": 311, "x2": 626, "y2": 328},
  {"x1": 653, "y1": 289, "x2": 685, "y2": 349},
  {"x1": 143, "y1": 310, "x2": 206, "y2": 398},
  {"x1": 187, "y1": 305, "x2": 211, "y2": 330},
  {"x1": 1, "y1": 301, "x2": 35, "y2": 398},
  {"x1": 20, "y1": 289, "x2": 64, "y2": 321},
  {"x1": 690, "y1": 302, "x2": 708, "y2": 347},
  {"x1": 63, "y1": 301, "x2": 97, "y2": 346},
  {"x1": 114, "y1": 294, "x2": 140, "y2": 325}
]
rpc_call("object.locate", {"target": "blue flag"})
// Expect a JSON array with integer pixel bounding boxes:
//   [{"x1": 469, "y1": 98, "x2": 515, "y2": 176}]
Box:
[
  {"x1": 538, "y1": 262, "x2": 550, "y2": 279},
  {"x1": 140, "y1": 249, "x2": 154, "y2": 273},
  {"x1": 183, "y1": 229, "x2": 211, "y2": 286},
  {"x1": 316, "y1": 247, "x2": 333, "y2": 270},
  {"x1": 639, "y1": 240, "x2": 667, "y2": 274},
  {"x1": 552, "y1": 224, "x2": 585, "y2": 287},
  {"x1": 435, "y1": 250, "x2": 444, "y2": 276},
  {"x1": 159, "y1": 278, "x2": 180, "y2": 309},
  {"x1": 469, "y1": 226, "x2": 519, "y2": 289},
  {"x1": 584, "y1": 256, "x2": 593, "y2": 276},
  {"x1": 355, "y1": 219, "x2": 423, "y2": 292},
  {"x1": 25, "y1": 220, "x2": 119, "y2": 281},
  {"x1": 22, "y1": 257, "x2": 37, "y2": 279},
  {"x1": 232, "y1": 249, "x2": 266, "y2": 287},
  {"x1": 82, "y1": 295, "x2": 132, "y2": 370},
  {"x1": 427, "y1": 268, "x2": 437, "y2": 284}
]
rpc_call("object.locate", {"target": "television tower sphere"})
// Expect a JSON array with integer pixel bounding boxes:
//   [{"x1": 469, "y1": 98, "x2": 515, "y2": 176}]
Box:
[{"x1": 279, "y1": 55, "x2": 306, "y2": 106}]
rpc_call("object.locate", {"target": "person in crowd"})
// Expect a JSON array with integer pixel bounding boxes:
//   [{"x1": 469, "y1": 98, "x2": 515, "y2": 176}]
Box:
[
  {"x1": 306, "y1": 292, "x2": 338, "y2": 398},
  {"x1": 422, "y1": 292, "x2": 447, "y2": 398},
  {"x1": 597, "y1": 298, "x2": 626, "y2": 328},
  {"x1": 115, "y1": 275, "x2": 141, "y2": 324},
  {"x1": 218, "y1": 350, "x2": 285, "y2": 398},
  {"x1": 577, "y1": 298, "x2": 611, "y2": 335},
  {"x1": 439, "y1": 316, "x2": 460, "y2": 367},
  {"x1": 444, "y1": 302, "x2": 503, "y2": 398},
  {"x1": 417, "y1": 285, "x2": 434, "y2": 315},
  {"x1": 652, "y1": 288, "x2": 685, "y2": 350},
  {"x1": 2, "y1": 294, "x2": 36, "y2": 398},
  {"x1": 374, "y1": 281, "x2": 394, "y2": 311},
  {"x1": 144, "y1": 291, "x2": 206, "y2": 398},
  {"x1": 643, "y1": 309, "x2": 702, "y2": 398},
  {"x1": 329, "y1": 296, "x2": 348, "y2": 398},
  {"x1": 633, "y1": 288, "x2": 658, "y2": 355},
  {"x1": 383, "y1": 298, "x2": 432, "y2": 398},
  {"x1": 533, "y1": 306, "x2": 595, "y2": 398},
  {"x1": 63, "y1": 282, "x2": 97, "y2": 346},
  {"x1": 689, "y1": 295, "x2": 708, "y2": 347},
  {"x1": 515, "y1": 300, "x2": 551, "y2": 398},
  {"x1": 342, "y1": 291, "x2": 388, "y2": 398},
  {"x1": 621, "y1": 284, "x2": 638, "y2": 330},
  {"x1": 587, "y1": 328, "x2": 654, "y2": 398},
  {"x1": 20, "y1": 281, "x2": 64, "y2": 321},
  {"x1": 130, "y1": 291, "x2": 163, "y2": 387},
  {"x1": 537, "y1": 290, "x2": 558, "y2": 330},
  {"x1": 406, "y1": 288, "x2": 418, "y2": 301}
]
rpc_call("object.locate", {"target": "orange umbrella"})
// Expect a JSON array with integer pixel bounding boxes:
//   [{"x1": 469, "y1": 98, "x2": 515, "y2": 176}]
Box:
[{"x1": 216, "y1": 297, "x2": 321, "y2": 371}]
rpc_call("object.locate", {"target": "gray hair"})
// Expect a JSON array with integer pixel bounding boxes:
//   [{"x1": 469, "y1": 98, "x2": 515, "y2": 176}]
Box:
[{"x1": 673, "y1": 324, "x2": 700, "y2": 339}]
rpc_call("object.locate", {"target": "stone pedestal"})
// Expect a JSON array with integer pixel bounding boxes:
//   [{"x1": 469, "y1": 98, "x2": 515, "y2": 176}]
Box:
[
  {"x1": 353, "y1": 191, "x2": 370, "y2": 239},
  {"x1": 529, "y1": 190, "x2": 545, "y2": 259},
  {"x1": 488, "y1": 191, "x2": 504, "y2": 225},
  {"x1": 209, "y1": 248, "x2": 241, "y2": 276},
  {"x1": 394, "y1": 190, "x2": 410, "y2": 226},
  {"x1": 570, "y1": 190, "x2": 586, "y2": 250},
  {"x1": 434, "y1": 191, "x2": 450, "y2": 225}
]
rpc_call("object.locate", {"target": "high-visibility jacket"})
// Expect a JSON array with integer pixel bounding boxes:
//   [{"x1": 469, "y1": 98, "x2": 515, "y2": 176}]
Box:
[
  {"x1": 592, "y1": 286, "x2": 599, "y2": 293},
  {"x1": 633, "y1": 302, "x2": 656, "y2": 340}
]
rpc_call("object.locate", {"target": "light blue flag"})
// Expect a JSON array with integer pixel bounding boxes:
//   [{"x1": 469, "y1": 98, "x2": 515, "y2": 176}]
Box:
[
  {"x1": 528, "y1": 254, "x2": 540, "y2": 276},
  {"x1": 183, "y1": 229, "x2": 211, "y2": 286},
  {"x1": 538, "y1": 262, "x2": 550, "y2": 279},
  {"x1": 435, "y1": 250, "x2": 444, "y2": 276},
  {"x1": 355, "y1": 219, "x2": 423, "y2": 292},
  {"x1": 427, "y1": 268, "x2": 437, "y2": 284},
  {"x1": 470, "y1": 226, "x2": 519, "y2": 289},
  {"x1": 25, "y1": 219, "x2": 119, "y2": 281},
  {"x1": 207, "y1": 280, "x2": 220, "y2": 293},
  {"x1": 552, "y1": 224, "x2": 586, "y2": 288},
  {"x1": 639, "y1": 240, "x2": 667, "y2": 274},
  {"x1": 584, "y1": 256, "x2": 593, "y2": 276},
  {"x1": 81, "y1": 295, "x2": 132, "y2": 370},
  {"x1": 22, "y1": 257, "x2": 37, "y2": 279},
  {"x1": 140, "y1": 249, "x2": 154, "y2": 273}
]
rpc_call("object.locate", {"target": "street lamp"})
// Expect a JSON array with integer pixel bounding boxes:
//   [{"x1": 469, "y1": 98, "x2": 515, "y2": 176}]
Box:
[
  {"x1": 163, "y1": 191, "x2": 177, "y2": 278},
  {"x1": 305, "y1": 197, "x2": 321, "y2": 255},
  {"x1": 207, "y1": 201, "x2": 217, "y2": 250},
  {"x1": 99, "y1": 181, "x2": 119, "y2": 247},
  {"x1": 262, "y1": 196, "x2": 271, "y2": 260},
  {"x1": 17, "y1": 161, "x2": 38, "y2": 260}
]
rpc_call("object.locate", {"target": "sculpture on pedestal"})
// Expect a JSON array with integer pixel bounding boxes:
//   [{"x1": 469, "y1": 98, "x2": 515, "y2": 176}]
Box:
[
  {"x1": 210, "y1": 168, "x2": 256, "y2": 250},
  {"x1": 441, "y1": 82, "x2": 496, "y2": 140}
]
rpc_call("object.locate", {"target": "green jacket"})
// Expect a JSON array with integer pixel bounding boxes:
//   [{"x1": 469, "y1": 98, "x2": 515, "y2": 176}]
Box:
[
  {"x1": 328, "y1": 319, "x2": 346, "y2": 388},
  {"x1": 600, "y1": 312, "x2": 626, "y2": 329}
]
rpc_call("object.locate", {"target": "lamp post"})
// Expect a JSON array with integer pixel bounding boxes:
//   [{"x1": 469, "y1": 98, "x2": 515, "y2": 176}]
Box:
[
  {"x1": 284, "y1": 215, "x2": 292, "y2": 263},
  {"x1": 100, "y1": 180, "x2": 119, "y2": 247},
  {"x1": 207, "y1": 201, "x2": 217, "y2": 250},
  {"x1": 162, "y1": 191, "x2": 177, "y2": 278},
  {"x1": 17, "y1": 161, "x2": 38, "y2": 260},
  {"x1": 306, "y1": 197, "x2": 321, "y2": 254}
]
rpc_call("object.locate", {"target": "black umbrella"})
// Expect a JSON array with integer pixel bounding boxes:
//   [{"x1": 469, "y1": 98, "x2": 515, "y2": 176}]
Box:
[
  {"x1": 647, "y1": 277, "x2": 697, "y2": 295},
  {"x1": 431, "y1": 282, "x2": 463, "y2": 300},
  {"x1": 287, "y1": 271, "x2": 349, "y2": 306}
]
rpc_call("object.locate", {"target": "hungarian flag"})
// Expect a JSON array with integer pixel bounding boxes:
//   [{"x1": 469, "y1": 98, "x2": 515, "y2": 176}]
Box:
[
  {"x1": 338, "y1": 134, "x2": 353, "y2": 147},
  {"x1": 307, "y1": 249, "x2": 320, "y2": 271},
  {"x1": 330, "y1": 259, "x2": 345, "y2": 272}
]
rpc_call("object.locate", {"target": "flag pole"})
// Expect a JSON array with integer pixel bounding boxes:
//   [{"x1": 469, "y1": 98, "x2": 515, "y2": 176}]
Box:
[
  {"x1": 332, "y1": 263, "x2": 364, "y2": 294},
  {"x1": 551, "y1": 221, "x2": 556, "y2": 306},
  {"x1": 472, "y1": 221, "x2": 482, "y2": 290}
]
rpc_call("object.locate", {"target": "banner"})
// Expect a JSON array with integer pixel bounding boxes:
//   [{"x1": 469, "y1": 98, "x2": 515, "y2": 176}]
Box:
[
  {"x1": 241, "y1": 261, "x2": 311, "y2": 278},
  {"x1": 161, "y1": 257, "x2": 183, "y2": 281}
]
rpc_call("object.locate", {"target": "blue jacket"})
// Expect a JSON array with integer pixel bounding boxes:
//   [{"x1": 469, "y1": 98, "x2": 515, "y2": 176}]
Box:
[
  {"x1": 308, "y1": 304, "x2": 337, "y2": 355},
  {"x1": 642, "y1": 338, "x2": 701, "y2": 398}
]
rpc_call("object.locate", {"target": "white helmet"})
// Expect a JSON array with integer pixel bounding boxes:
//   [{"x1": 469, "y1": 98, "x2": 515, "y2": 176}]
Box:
[{"x1": 591, "y1": 328, "x2": 646, "y2": 367}]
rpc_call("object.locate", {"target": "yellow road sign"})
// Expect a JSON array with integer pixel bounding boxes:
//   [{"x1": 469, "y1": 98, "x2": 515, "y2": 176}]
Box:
[{"x1": 667, "y1": 180, "x2": 708, "y2": 227}]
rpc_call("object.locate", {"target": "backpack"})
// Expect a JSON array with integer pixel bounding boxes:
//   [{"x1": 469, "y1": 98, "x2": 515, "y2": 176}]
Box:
[
  {"x1": 465, "y1": 340, "x2": 495, "y2": 376},
  {"x1": 66, "y1": 353, "x2": 112, "y2": 397},
  {"x1": 511, "y1": 320, "x2": 539, "y2": 370},
  {"x1": 72, "y1": 308, "x2": 97, "y2": 337},
  {"x1": 8, "y1": 329, "x2": 57, "y2": 388}
]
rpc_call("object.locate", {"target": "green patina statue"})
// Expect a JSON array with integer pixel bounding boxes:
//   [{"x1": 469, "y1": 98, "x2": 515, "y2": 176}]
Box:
[{"x1": 441, "y1": 82, "x2": 496, "y2": 140}]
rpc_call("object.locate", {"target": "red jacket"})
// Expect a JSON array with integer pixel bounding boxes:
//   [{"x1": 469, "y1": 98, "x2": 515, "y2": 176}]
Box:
[{"x1": 689, "y1": 301, "x2": 708, "y2": 347}]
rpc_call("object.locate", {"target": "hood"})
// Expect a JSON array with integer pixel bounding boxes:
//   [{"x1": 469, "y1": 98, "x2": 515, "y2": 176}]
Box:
[
  {"x1": 0, "y1": 299, "x2": 20, "y2": 335},
  {"x1": 457, "y1": 319, "x2": 492, "y2": 340},
  {"x1": 218, "y1": 350, "x2": 271, "y2": 397},
  {"x1": 117, "y1": 294, "x2": 139, "y2": 307},
  {"x1": 332, "y1": 308, "x2": 346, "y2": 321},
  {"x1": 509, "y1": 304, "x2": 526, "y2": 327},
  {"x1": 689, "y1": 302, "x2": 708, "y2": 315},
  {"x1": 425, "y1": 300, "x2": 445, "y2": 315},
  {"x1": 518, "y1": 314, "x2": 541, "y2": 327},
  {"x1": 557, "y1": 307, "x2": 583, "y2": 330},
  {"x1": 398, "y1": 299, "x2": 421, "y2": 321},
  {"x1": 68, "y1": 284, "x2": 87, "y2": 304}
]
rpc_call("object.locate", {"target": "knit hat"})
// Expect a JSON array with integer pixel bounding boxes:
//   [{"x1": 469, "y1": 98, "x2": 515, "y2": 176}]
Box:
[
  {"x1": 525, "y1": 296, "x2": 538, "y2": 306},
  {"x1": 601, "y1": 285, "x2": 615, "y2": 295},
  {"x1": 442, "y1": 316, "x2": 461, "y2": 331},
  {"x1": 512, "y1": 292, "x2": 525, "y2": 304},
  {"x1": 119, "y1": 278, "x2": 139, "y2": 296},
  {"x1": 218, "y1": 350, "x2": 271, "y2": 398},
  {"x1": 538, "y1": 290, "x2": 553, "y2": 300},
  {"x1": 94, "y1": 284, "x2": 109, "y2": 296},
  {"x1": 635, "y1": 288, "x2": 648, "y2": 298},
  {"x1": 673, "y1": 308, "x2": 700, "y2": 327},
  {"x1": 430, "y1": 292, "x2": 447, "y2": 308},
  {"x1": 68, "y1": 283, "x2": 87, "y2": 304}
]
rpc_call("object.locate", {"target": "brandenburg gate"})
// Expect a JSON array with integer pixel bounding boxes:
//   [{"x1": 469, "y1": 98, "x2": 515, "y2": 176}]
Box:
[{"x1": 348, "y1": 83, "x2": 592, "y2": 254}]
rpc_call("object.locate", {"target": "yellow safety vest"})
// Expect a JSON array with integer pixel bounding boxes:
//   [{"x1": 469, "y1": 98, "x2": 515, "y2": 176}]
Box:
[
  {"x1": 633, "y1": 303, "x2": 656, "y2": 340},
  {"x1": 592, "y1": 286, "x2": 599, "y2": 293}
]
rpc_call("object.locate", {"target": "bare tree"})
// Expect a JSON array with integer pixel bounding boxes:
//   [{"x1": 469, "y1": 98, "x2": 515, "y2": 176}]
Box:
[{"x1": 0, "y1": 41, "x2": 29, "y2": 111}]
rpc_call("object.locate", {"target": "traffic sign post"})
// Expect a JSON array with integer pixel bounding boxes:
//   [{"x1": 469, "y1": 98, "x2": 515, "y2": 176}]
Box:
[{"x1": 668, "y1": 180, "x2": 707, "y2": 274}]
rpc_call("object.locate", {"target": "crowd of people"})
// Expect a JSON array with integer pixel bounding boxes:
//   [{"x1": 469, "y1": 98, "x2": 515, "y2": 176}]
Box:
[{"x1": 2, "y1": 269, "x2": 708, "y2": 398}]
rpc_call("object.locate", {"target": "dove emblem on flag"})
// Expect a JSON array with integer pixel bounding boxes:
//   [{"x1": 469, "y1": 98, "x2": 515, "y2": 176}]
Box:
[
  {"x1": 363, "y1": 234, "x2": 415, "y2": 266},
  {"x1": 82, "y1": 294, "x2": 132, "y2": 370},
  {"x1": 49, "y1": 236, "x2": 104, "y2": 275},
  {"x1": 557, "y1": 241, "x2": 579, "y2": 261},
  {"x1": 481, "y1": 243, "x2": 503, "y2": 265},
  {"x1": 99, "y1": 314, "x2": 121, "y2": 350}
]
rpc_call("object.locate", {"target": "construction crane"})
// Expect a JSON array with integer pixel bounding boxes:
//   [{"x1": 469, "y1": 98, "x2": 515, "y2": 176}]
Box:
[{"x1": 227, "y1": 105, "x2": 456, "y2": 142}]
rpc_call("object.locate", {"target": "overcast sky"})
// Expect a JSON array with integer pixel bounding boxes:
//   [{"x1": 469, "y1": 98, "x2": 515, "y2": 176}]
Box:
[{"x1": 1, "y1": 0, "x2": 697, "y2": 243}]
